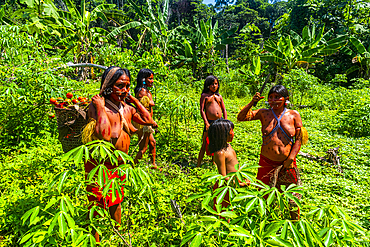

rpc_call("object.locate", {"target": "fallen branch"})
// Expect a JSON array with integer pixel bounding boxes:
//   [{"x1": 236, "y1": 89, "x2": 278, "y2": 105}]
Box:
[
  {"x1": 299, "y1": 146, "x2": 342, "y2": 173},
  {"x1": 53, "y1": 62, "x2": 107, "y2": 71}
]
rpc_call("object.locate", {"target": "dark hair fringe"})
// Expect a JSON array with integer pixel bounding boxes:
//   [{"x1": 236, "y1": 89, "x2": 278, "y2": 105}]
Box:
[
  {"x1": 135, "y1": 68, "x2": 154, "y2": 95},
  {"x1": 100, "y1": 66, "x2": 131, "y2": 99},
  {"x1": 268, "y1": 85, "x2": 289, "y2": 98},
  {"x1": 202, "y1": 75, "x2": 220, "y2": 95},
  {"x1": 208, "y1": 119, "x2": 234, "y2": 154}
]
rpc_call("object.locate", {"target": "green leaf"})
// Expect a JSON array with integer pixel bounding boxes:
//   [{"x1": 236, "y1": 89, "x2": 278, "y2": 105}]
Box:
[
  {"x1": 263, "y1": 221, "x2": 283, "y2": 238},
  {"x1": 20, "y1": 232, "x2": 33, "y2": 244},
  {"x1": 63, "y1": 211, "x2": 75, "y2": 229},
  {"x1": 58, "y1": 212, "x2": 67, "y2": 239},
  {"x1": 220, "y1": 211, "x2": 237, "y2": 218},
  {"x1": 216, "y1": 187, "x2": 229, "y2": 205},
  {"x1": 57, "y1": 170, "x2": 70, "y2": 193},
  {"x1": 323, "y1": 229, "x2": 334, "y2": 247},
  {"x1": 29, "y1": 206, "x2": 40, "y2": 225},
  {"x1": 48, "y1": 215, "x2": 59, "y2": 235},
  {"x1": 245, "y1": 198, "x2": 258, "y2": 213},
  {"x1": 189, "y1": 233, "x2": 202, "y2": 247}
]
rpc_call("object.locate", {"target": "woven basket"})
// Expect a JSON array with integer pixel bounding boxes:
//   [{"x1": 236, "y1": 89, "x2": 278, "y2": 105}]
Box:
[{"x1": 55, "y1": 105, "x2": 89, "y2": 153}]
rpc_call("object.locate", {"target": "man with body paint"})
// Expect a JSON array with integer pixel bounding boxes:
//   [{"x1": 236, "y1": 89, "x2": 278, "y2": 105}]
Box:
[
  {"x1": 85, "y1": 66, "x2": 156, "y2": 242},
  {"x1": 237, "y1": 85, "x2": 303, "y2": 219}
]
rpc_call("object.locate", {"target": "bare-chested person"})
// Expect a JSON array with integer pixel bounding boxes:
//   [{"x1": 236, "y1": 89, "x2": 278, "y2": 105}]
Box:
[
  {"x1": 197, "y1": 75, "x2": 227, "y2": 167},
  {"x1": 208, "y1": 119, "x2": 249, "y2": 212},
  {"x1": 86, "y1": 66, "x2": 156, "y2": 242},
  {"x1": 133, "y1": 68, "x2": 159, "y2": 169},
  {"x1": 237, "y1": 85, "x2": 303, "y2": 219}
]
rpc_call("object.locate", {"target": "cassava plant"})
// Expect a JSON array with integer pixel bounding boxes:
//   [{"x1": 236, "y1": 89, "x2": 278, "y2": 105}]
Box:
[
  {"x1": 183, "y1": 163, "x2": 368, "y2": 246},
  {"x1": 20, "y1": 140, "x2": 156, "y2": 246}
]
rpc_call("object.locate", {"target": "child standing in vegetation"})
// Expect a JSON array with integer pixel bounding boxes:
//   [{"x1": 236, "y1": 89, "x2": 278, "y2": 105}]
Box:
[
  {"x1": 237, "y1": 85, "x2": 302, "y2": 219},
  {"x1": 208, "y1": 119, "x2": 249, "y2": 211},
  {"x1": 132, "y1": 68, "x2": 160, "y2": 170},
  {"x1": 197, "y1": 75, "x2": 227, "y2": 167}
]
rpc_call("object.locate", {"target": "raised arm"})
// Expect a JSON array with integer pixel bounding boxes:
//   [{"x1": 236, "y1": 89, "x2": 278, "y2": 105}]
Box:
[
  {"x1": 89, "y1": 95, "x2": 112, "y2": 141},
  {"x1": 283, "y1": 111, "x2": 303, "y2": 168},
  {"x1": 128, "y1": 94, "x2": 157, "y2": 127},
  {"x1": 219, "y1": 95, "x2": 227, "y2": 119},
  {"x1": 199, "y1": 94, "x2": 210, "y2": 130},
  {"x1": 237, "y1": 92, "x2": 265, "y2": 121}
]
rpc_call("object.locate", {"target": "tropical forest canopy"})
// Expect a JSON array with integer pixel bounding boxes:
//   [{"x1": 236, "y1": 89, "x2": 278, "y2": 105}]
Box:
[{"x1": 0, "y1": 0, "x2": 370, "y2": 245}]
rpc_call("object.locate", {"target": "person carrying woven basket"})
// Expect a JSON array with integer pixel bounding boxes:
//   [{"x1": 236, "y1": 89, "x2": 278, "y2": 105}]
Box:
[
  {"x1": 132, "y1": 68, "x2": 160, "y2": 170},
  {"x1": 237, "y1": 85, "x2": 303, "y2": 220},
  {"x1": 85, "y1": 66, "x2": 157, "y2": 242}
]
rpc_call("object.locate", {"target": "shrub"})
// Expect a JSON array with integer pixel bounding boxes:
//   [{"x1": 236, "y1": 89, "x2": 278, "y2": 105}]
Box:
[{"x1": 336, "y1": 89, "x2": 370, "y2": 137}]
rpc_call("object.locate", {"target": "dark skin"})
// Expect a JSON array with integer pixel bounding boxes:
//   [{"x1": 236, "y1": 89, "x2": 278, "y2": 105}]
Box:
[
  {"x1": 237, "y1": 92, "x2": 303, "y2": 167},
  {"x1": 87, "y1": 73, "x2": 156, "y2": 242},
  {"x1": 197, "y1": 80, "x2": 227, "y2": 167},
  {"x1": 214, "y1": 129, "x2": 248, "y2": 219},
  {"x1": 238, "y1": 92, "x2": 302, "y2": 220},
  {"x1": 133, "y1": 73, "x2": 160, "y2": 170}
]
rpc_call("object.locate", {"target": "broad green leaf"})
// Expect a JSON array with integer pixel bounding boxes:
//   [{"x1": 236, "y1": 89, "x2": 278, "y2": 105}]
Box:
[
  {"x1": 190, "y1": 233, "x2": 202, "y2": 247},
  {"x1": 245, "y1": 198, "x2": 258, "y2": 213},
  {"x1": 58, "y1": 212, "x2": 67, "y2": 239},
  {"x1": 323, "y1": 229, "x2": 334, "y2": 247}
]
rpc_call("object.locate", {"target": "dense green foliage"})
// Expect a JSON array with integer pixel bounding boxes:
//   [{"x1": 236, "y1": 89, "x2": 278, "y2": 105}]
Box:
[{"x1": 1, "y1": 0, "x2": 370, "y2": 245}]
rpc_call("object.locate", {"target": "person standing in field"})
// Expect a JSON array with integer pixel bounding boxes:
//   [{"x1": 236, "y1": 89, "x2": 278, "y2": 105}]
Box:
[
  {"x1": 132, "y1": 68, "x2": 160, "y2": 170},
  {"x1": 237, "y1": 85, "x2": 303, "y2": 219},
  {"x1": 86, "y1": 66, "x2": 156, "y2": 242},
  {"x1": 197, "y1": 75, "x2": 227, "y2": 167}
]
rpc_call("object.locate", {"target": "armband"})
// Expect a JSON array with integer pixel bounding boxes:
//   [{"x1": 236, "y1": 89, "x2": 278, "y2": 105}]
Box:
[
  {"x1": 246, "y1": 109, "x2": 254, "y2": 121},
  {"x1": 296, "y1": 127, "x2": 308, "y2": 145}
]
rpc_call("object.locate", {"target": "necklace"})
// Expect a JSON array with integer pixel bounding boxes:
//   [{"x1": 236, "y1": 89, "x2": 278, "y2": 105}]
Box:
[{"x1": 105, "y1": 99, "x2": 130, "y2": 135}]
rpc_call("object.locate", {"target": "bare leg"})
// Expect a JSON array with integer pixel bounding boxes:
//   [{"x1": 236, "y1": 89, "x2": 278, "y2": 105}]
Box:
[
  {"x1": 134, "y1": 129, "x2": 149, "y2": 164},
  {"x1": 148, "y1": 133, "x2": 157, "y2": 169},
  {"x1": 92, "y1": 228, "x2": 100, "y2": 243},
  {"x1": 197, "y1": 131, "x2": 207, "y2": 167},
  {"x1": 109, "y1": 203, "x2": 122, "y2": 224}
]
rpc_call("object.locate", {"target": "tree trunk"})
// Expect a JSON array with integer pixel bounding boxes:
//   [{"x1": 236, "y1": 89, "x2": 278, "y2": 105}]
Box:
[{"x1": 225, "y1": 44, "x2": 230, "y2": 73}]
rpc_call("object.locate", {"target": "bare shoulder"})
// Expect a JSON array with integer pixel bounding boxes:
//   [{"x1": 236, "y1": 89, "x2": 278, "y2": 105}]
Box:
[
  {"x1": 287, "y1": 109, "x2": 303, "y2": 126},
  {"x1": 287, "y1": 109, "x2": 301, "y2": 118},
  {"x1": 256, "y1": 108, "x2": 270, "y2": 117},
  {"x1": 137, "y1": 87, "x2": 149, "y2": 98},
  {"x1": 214, "y1": 150, "x2": 225, "y2": 159}
]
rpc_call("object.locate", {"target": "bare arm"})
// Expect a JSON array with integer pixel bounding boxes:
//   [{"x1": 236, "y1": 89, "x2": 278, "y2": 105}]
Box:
[
  {"x1": 237, "y1": 92, "x2": 265, "y2": 121},
  {"x1": 283, "y1": 111, "x2": 303, "y2": 168},
  {"x1": 128, "y1": 94, "x2": 157, "y2": 126},
  {"x1": 219, "y1": 95, "x2": 227, "y2": 119},
  {"x1": 89, "y1": 95, "x2": 112, "y2": 141},
  {"x1": 199, "y1": 94, "x2": 209, "y2": 130}
]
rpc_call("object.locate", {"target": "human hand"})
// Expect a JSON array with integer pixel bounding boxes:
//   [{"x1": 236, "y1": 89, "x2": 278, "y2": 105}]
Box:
[
  {"x1": 205, "y1": 123, "x2": 210, "y2": 131},
  {"x1": 252, "y1": 92, "x2": 265, "y2": 103},
  {"x1": 283, "y1": 158, "x2": 294, "y2": 169},
  {"x1": 152, "y1": 121, "x2": 158, "y2": 128},
  {"x1": 125, "y1": 94, "x2": 135, "y2": 104},
  {"x1": 92, "y1": 94, "x2": 105, "y2": 108}
]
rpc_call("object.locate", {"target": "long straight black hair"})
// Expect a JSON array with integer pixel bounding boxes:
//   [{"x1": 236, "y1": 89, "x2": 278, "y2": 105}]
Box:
[
  {"x1": 201, "y1": 75, "x2": 220, "y2": 95},
  {"x1": 208, "y1": 119, "x2": 234, "y2": 154},
  {"x1": 134, "y1": 68, "x2": 154, "y2": 95}
]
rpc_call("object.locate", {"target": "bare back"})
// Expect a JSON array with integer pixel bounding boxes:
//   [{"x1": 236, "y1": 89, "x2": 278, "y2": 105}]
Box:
[{"x1": 214, "y1": 144, "x2": 239, "y2": 176}]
